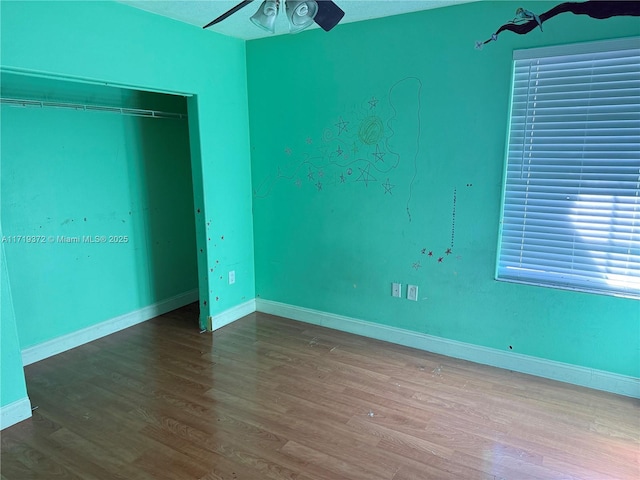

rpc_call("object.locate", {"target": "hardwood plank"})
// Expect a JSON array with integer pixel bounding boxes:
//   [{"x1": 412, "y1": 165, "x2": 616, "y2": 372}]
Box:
[
  {"x1": 279, "y1": 440, "x2": 388, "y2": 480},
  {"x1": 1, "y1": 303, "x2": 638, "y2": 479}
]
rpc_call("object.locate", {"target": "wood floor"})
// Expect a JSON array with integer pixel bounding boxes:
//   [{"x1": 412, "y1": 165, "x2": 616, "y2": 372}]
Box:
[{"x1": 1, "y1": 304, "x2": 638, "y2": 480}]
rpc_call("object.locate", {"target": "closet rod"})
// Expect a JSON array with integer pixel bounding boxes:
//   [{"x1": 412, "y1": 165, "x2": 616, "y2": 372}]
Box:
[{"x1": 0, "y1": 97, "x2": 187, "y2": 119}]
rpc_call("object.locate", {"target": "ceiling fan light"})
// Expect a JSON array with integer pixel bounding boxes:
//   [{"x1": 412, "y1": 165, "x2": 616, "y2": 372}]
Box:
[
  {"x1": 250, "y1": 0, "x2": 280, "y2": 33},
  {"x1": 285, "y1": 0, "x2": 318, "y2": 33}
]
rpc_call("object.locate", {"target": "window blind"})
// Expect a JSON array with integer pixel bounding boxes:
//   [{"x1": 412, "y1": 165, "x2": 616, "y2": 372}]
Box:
[{"x1": 497, "y1": 38, "x2": 640, "y2": 299}]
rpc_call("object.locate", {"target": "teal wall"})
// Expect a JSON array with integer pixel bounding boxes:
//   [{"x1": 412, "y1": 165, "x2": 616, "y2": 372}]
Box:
[
  {"x1": 1, "y1": 0, "x2": 255, "y2": 411},
  {"x1": 2, "y1": 86, "x2": 197, "y2": 348},
  {"x1": 1, "y1": 0, "x2": 638, "y2": 420},
  {"x1": 1, "y1": 0, "x2": 256, "y2": 326},
  {"x1": 248, "y1": 1, "x2": 640, "y2": 377},
  {"x1": 1, "y1": 241, "x2": 29, "y2": 408}
]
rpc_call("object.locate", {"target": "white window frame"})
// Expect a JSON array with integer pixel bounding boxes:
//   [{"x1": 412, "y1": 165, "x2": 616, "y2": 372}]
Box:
[{"x1": 496, "y1": 37, "x2": 640, "y2": 299}]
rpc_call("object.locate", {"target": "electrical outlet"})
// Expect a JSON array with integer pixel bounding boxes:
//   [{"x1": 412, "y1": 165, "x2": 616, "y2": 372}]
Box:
[
  {"x1": 392, "y1": 282, "x2": 402, "y2": 298},
  {"x1": 407, "y1": 285, "x2": 418, "y2": 301},
  {"x1": 228, "y1": 270, "x2": 235, "y2": 285}
]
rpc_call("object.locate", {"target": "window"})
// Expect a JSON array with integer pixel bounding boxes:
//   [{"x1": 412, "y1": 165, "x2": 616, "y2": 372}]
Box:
[{"x1": 497, "y1": 38, "x2": 640, "y2": 299}]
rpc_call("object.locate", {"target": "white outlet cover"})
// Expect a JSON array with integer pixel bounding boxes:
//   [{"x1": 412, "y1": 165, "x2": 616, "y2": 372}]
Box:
[
  {"x1": 392, "y1": 283, "x2": 402, "y2": 298},
  {"x1": 407, "y1": 285, "x2": 418, "y2": 301}
]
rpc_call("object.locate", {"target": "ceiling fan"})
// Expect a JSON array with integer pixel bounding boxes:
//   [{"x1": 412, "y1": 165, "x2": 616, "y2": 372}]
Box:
[{"x1": 203, "y1": 0, "x2": 345, "y2": 34}]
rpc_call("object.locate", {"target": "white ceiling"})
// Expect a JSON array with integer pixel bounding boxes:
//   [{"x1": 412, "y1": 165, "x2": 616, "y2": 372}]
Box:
[{"x1": 118, "y1": 0, "x2": 477, "y2": 40}]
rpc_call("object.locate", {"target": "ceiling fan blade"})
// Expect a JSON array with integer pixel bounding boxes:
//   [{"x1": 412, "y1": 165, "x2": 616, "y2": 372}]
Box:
[
  {"x1": 314, "y1": 0, "x2": 345, "y2": 31},
  {"x1": 203, "y1": 0, "x2": 256, "y2": 29}
]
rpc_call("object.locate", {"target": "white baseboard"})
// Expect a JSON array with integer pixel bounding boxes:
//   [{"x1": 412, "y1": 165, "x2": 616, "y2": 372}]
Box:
[
  {"x1": 0, "y1": 397, "x2": 32, "y2": 430},
  {"x1": 255, "y1": 299, "x2": 640, "y2": 399},
  {"x1": 19, "y1": 293, "x2": 638, "y2": 398},
  {"x1": 21, "y1": 289, "x2": 199, "y2": 366},
  {"x1": 210, "y1": 299, "x2": 257, "y2": 331}
]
